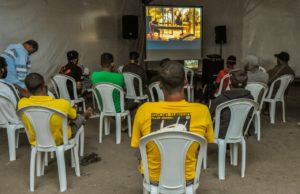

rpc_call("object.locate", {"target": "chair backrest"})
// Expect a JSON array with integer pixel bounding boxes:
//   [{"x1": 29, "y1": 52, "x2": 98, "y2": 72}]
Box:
[
  {"x1": 266, "y1": 74, "x2": 294, "y2": 100},
  {"x1": 214, "y1": 98, "x2": 258, "y2": 142},
  {"x1": 18, "y1": 106, "x2": 69, "y2": 148},
  {"x1": 246, "y1": 82, "x2": 268, "y2": 110},
  {"x1": 215, "y1": 74, "x2": 231, "y2": 97},
  {"x1": 123, "y1": 72, "x2": 144, "y2": 98},
  {"x1": 258, "y1": 66, "x2": 267, "y2": 73},
  {"x1": 184, "y1": 67, "x2": 194, "y2": 86},
  {"x1": 0, "y1": 94, "x2": 20, "y2": 126},
  {"x1": 93, "y1": 83, "x2": 125, "y2": 113},
  {"x1": 117, "y1": 65, "x2": 124, "y2": 73},
  {"x1": 139, "y1": 130, "x2": 207, "y2": 193},
  {"x1": 148, "y1": 81, "x2": 164, "y2": 102},
  {"x1": 0, "y1": 80, "x2": 20, "y2": 107},
  {"x1": 48, "y1": 78, "x2": 60, "y2": 98},
  {"x1": 52, "y1": 74, "x2": 79, "y2": 101}
]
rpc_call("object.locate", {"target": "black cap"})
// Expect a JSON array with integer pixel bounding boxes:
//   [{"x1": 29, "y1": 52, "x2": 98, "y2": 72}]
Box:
[
  {"x1": 67, "y1": 50, "x2": 79, "y2": 61},
  {"x1": 274, "y1": 51, "x2": 289, "y2": 62},
  {"x1": 227, "y1": 55, "x2": 236, "y2": 66}
]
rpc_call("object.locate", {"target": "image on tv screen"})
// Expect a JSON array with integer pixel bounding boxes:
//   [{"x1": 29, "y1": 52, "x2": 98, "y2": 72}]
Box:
[{"x1": 146, "y1": 6, "x2": 202, "y2": 51}]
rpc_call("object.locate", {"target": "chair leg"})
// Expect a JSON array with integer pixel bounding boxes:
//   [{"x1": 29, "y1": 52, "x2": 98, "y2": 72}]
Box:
[
  {"x1": 15, "y1": 129, "x2": 20, "y2": 149},
  {"x1": 231, "y1": 143, "x2": 238, "y2": 166},
  {"x1": 115, "y1": 114, "x2": 121, "y2": 144},
  {"x1": 143, "y1": 187, "x2": 150, "y2": 194},
  {"x1": 104, "y1": 117, "x2": 110, "y2": 135},
  {"x1": 203, "y1": 146, "x2": 207, "y2": 170},
  {"x1": 241, "y1": 139, "x2": 246, "y2": 178},
  {"x1": 269, "y1": 101, "x2": 276, "y2": 124},
  {"x1": 99, "y1": 114, "x2": 104, "y2": 143},
  {"x1": 80, "y1": 128, "x2": 85, "y2": 157},
  {"x1": 30, "y1": 148, "x2": 37, "y2": 192},
  {"x1": 36, "y1": 152, "x2": 42, "y2": 177},
  {"x1": 73, "y1": 146, "x2": 80, "y2": 177},
  {"x1": 282, "y1": 100, "x2": 286, "y2": 122},
  {"x1": 256, "y1": 111, "x2": 261, "y2": 141},
  {"x1": 218, "y1": 141, "x2": 226, "y2": 180},
  {"x1": 56, "y1": 147, "x2": 67, "y2": 192},
  {"x1": 7, "y1": 125, "x2": 17, "y2": 161},
  {"x1": 127, "y1": 114, "x2": 132, "y2": 137}
]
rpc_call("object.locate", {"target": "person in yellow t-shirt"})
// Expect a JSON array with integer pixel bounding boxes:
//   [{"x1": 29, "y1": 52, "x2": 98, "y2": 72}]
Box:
[
  {"x1": 131, "y1": 61, "x2": 214, "y2": 183},
  {"x1": 18, "y1": 73, "x2": 92, "y2": 145}
]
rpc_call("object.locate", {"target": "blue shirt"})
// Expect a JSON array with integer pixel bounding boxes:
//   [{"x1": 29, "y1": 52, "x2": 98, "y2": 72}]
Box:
[{"x1": 1, "y1": 43, "x2": 30, "y2": 88}]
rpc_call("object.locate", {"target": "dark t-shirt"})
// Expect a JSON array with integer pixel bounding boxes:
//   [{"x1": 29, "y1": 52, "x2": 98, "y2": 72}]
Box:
[{"x1": 60, "y1": 63, "x2": 83, "y2": 82}]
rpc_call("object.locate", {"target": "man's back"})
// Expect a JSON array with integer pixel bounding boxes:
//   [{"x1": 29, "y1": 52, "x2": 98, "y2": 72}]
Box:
[
  {"x1": 1, "y1": 43, "x2": 29, "y2": 88},
  {"x1": 91, "y1": 71, "x2": 125, "y2": 112},
  {"x1": 18, "y1": 96, "x2": 76, "y2": 145},
  {"x1": 268, "y1": 64, "x2": 295, "y2": 85},
  {"x1": 131, "y1": 100, "x2": 214, "y2": 182}
]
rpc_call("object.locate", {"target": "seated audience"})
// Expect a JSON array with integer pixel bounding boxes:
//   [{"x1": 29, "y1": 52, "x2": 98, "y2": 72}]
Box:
[
  {"x1": 1, "y1": 40, "x2": 39, "y2": 97},
  {"x1": 131, "y1": 61, "x2": 214, "y2": 183},
  {"x1": 210, "y1": 69, "x2": 254, "y2": 138},
  {"x1": 244, "y1": 54, "x2": 269, "y2": 84},
  {"x1": 91, "y1": 53, "x2": 137, "y2": 113},
  {"x1": 0, "y1": 57, "x2": 20, "y2": 124},
  {"x1": 268, "y1": 51, "x2": 295, "y2": 84},
  {"x1": 18, "y1": 73, "x2": 92, "y2": 145},
  {"x1": 215, "y1": 55, "x2": 236, "y2": 91},
  {"x1": 122, "y1": 51, "x2": 147, "y2": 95},
  {"x1": 148, "y1": 58, "x2": 171, "y2": 84}
]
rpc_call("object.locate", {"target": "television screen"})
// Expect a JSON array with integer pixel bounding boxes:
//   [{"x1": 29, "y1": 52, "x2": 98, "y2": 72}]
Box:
[
  {"x1": 184, "y1": 59, "x2": 199, "y2": 69},
  {"x1": 145, "y1": 5, "x2": 203, "y2": 61}
]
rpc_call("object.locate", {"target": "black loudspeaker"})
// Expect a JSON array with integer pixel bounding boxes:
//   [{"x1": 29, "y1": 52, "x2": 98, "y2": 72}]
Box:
[
  {"x1": 202, "y1": 58, "x2": 224, "y2": 85},
  {"x1": 122, "y1": 15, "x2": 138, "y2": 39},
  {"x1": 215, "y1": 25, "x2": 227, "y2": 44}
]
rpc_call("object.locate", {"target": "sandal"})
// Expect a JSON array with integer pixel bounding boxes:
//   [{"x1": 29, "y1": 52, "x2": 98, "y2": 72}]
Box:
[{"x1": 80, "y1": 153, "x2": 101, "y2": 166}]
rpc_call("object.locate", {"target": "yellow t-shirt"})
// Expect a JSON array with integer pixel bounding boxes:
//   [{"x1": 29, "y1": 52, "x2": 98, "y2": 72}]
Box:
[
  {"x1": 18, "y1": 96, "x2": 77, "y2": 145},
  {"x1": 131, "y1": 100, "x2": 214, "y2": 182}
]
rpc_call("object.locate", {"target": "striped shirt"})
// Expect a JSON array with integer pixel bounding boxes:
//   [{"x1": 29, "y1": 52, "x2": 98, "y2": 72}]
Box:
[{"x1": 1, "y1": 43, "x2": 30, "y2": 88}]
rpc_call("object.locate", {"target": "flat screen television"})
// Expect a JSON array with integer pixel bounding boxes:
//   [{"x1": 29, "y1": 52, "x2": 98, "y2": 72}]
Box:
[{"x1": 145, "y1": 5, "x2": 203, "y2": 61}]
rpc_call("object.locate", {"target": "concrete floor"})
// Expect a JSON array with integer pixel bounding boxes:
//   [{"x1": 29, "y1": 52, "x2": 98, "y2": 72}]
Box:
[{"x1": 0, "y1": 84, "x2": 299, "y2": 194}]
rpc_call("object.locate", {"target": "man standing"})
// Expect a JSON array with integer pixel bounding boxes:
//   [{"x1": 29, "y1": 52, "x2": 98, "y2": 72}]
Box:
[
  {"x1": 268, "y1": 51, "x2": 295, "y2": 84},
  {"x1": 1, "y1": 40, "x2": 38, "y2": 97},
  {"x1": 131, "y1": 61, "x2": 214, "y2": 183}
]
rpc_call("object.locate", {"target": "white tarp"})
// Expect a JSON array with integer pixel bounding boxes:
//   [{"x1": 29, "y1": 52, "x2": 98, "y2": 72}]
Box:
[{"x1": 0, "y1": 0, "x2": 299, "y2": 78}]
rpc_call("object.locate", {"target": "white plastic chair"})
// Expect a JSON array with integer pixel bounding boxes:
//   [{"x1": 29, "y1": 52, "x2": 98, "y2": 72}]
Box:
[
  {"x1": 123, "y1": 72, "x2": 149, "y2": 102},
  {"x1": 52, "y1": 74, "x2": 86, "y2": 110},
  {"x1": 18, "y1": 105, "x2": 82, "y2": 192},
  {"x1": 139, "y1": 129, "x2": 207, "y2": 194},
  {"x1": 246, "y1": 82, "x2": 268, "y2": 141},
  {"x1": 214, "y1": 74, "x2": 231, "y2": 97},
  {"x1": 0, "y1": 94, "x2": 23, "y2": 161},
  {"x1": 0, "y1": 79, "x2": 20, "y2": 107},
  {"x1": 184, "y1": 67, "x2": 194, "y2": 102},
  {"x1": 263, "y1": 74, "x2": 294, "y2": 124},
  {"x1": 93, "y1": 83, "x2": 131, "y2": 144},
  {"x1": 214, "y1": 99, "x2": 258, "y2": 180},
  {"x1": 148, "y1": 81, "x2": 164, "y2": 102},
  {"x1": 117, "y1": 65, "x2": 124, "y2": 73}
]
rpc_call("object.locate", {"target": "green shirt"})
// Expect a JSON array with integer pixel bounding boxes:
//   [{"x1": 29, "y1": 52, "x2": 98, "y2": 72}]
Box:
[{"x1": 91, "y1": 71, "x2": 125, "y2": 112}]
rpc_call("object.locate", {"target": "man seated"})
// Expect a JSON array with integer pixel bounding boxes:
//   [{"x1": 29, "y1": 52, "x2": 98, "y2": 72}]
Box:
[
  {"x1": 0, "y1": 57, "x2": 20, "y2": 124},
  {"x1": 131, "y1": 61, "x2": 214, "y2": 183},
  {"x1": 18, "y1": 73, "x2": 92, "y2": 145},
  {"x1": 210, "y1": 70, "x2": 254, "y2": 138},
  {"x1": 268, "y1": 51, "x2": 295, "y2": 85},
  {"x1": 60, "y1": 50, "x2": 83, "y2": 99},
  {"x1": 122, "y1": 51, "x2": 148, "y2": 96},
  {"x1": 244, "y1": 54, "x2": 269, "y2": 84},
  {"x1": 215, "y1": 55, "x2": 237, "y2": 92}
]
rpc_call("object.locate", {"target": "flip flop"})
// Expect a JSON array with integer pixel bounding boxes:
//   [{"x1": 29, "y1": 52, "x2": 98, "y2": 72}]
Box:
[{"x1": 80, "y1": 153, "x2": 101, "y2": 166}]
